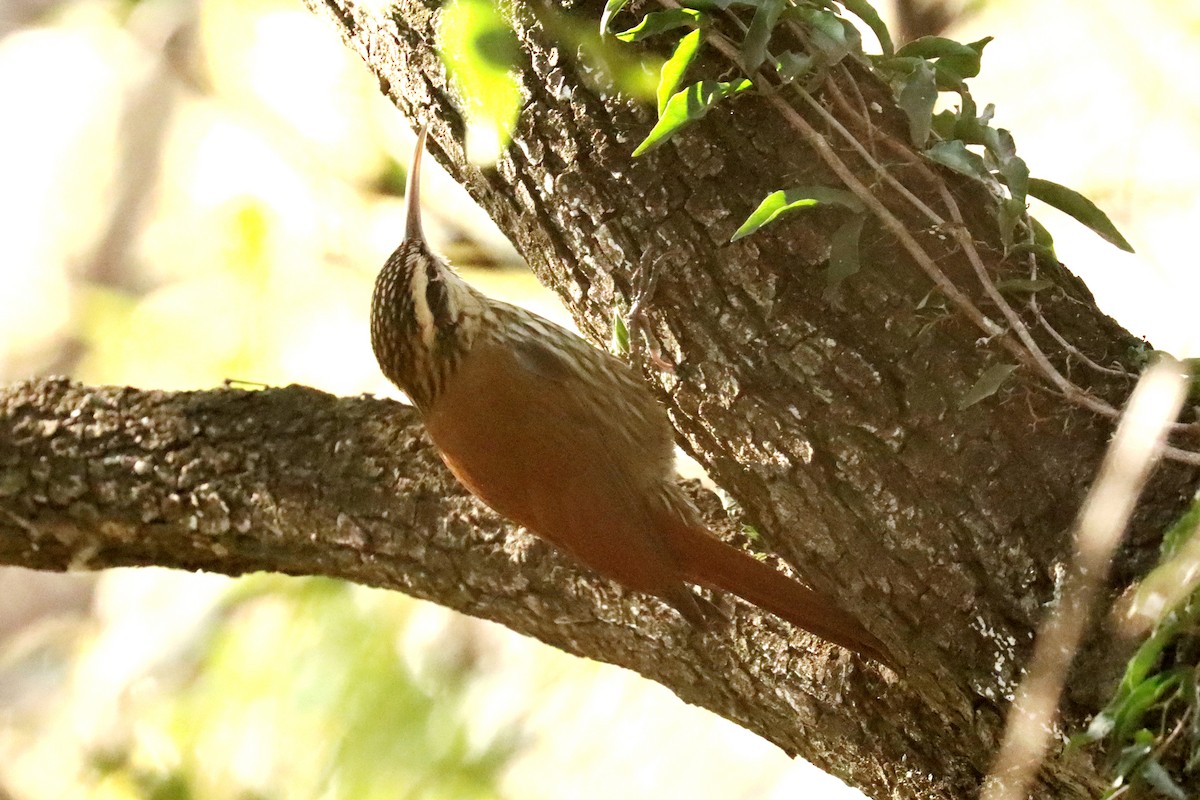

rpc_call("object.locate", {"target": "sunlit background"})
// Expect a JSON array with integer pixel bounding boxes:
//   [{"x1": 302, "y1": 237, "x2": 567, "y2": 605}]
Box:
[{"x1": 0, "y1": 0, "x2": 1196, "y2": 797}]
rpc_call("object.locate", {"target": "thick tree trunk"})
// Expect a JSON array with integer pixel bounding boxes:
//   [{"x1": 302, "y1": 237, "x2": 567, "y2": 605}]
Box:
[{"x1": 3, "y1": 1, "x2": 1196, "y2": 797}]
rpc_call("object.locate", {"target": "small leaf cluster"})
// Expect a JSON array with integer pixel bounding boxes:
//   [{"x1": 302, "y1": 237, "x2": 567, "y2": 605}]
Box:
[
  {"x1": 1072, "y1": 497, "x2": 1200, "y2": 799},
  {"x1": 871, "y1": 29, "x2": 1131, "y2": 256},
  {"x1": 600, "y1": 0, "x2": 1133, "y2": 294},
  {"x1": 601, "y1": 0, "x2": 893, "y2": 292}
]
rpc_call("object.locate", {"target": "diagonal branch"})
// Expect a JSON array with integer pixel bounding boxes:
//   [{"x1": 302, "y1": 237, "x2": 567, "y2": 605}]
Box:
[{"x1": 1, "y1": 377, "x2": 920, "y2": 796}]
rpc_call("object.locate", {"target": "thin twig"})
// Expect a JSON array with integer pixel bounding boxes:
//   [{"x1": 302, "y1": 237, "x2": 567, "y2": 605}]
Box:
[
  {"x1": 650, "y1": 0, "x2": 1200, "y2": 465},
  {"x1": 692, "y1": 23, "x2": 1007, "y2": 339},
  {"x1": 794, "y1": 81, "x2": 947, "y2": 225},
  {"x1": 933, "y1": 184, "x2": 1104, "y2": 405},
  {"x1": 805, "y1": 60, "x2": 1133, "y2": 404},
  {"x1": 818, "y1": 82, "x2": 1126, "y2": 420},
  {"x1": 834, "y1": 64, "x2": 879, "y2": 161},
  {"x1": 1036, "y1": 313, "x2": 1132, "y2": 378},
  {"x1": 1023, "y1": 247, "x2": 1133, "y2": 379}
]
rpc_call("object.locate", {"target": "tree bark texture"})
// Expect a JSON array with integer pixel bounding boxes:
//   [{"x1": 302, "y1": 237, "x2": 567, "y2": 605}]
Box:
[
  {"x1": 2, "y1": 378, "x2": 906, "y2": 789},
  {"x1": 284, "y1": 0, "x2": 1200, "y2": 795},
  {"x1": 4, "y1": 0, "x2": 1197, "y2": 797}
]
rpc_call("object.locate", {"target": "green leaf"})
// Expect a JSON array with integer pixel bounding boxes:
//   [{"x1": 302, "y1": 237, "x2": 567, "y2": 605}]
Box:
[
  {"x1": 1112, "y1": 671, "x2": 1185, "y2": 741},
  {"x1": 997, "y1": 197, "x2": 1024, "y2": 250},
  {"x1": 1028, "y1": 177, "x2": 1135, "y2": 253},
  {"x1": 998, "y1": 153, "x2": 1030, "y2": 205},
  {"x1": 872, "y1": 54, "x2": 923, "y2": 77},
  {"x1": 873, "y1": 54, "x2": 923, "y2": 74},
  {"x1": 958, "y1": 363, "x2": 1018, "y2": 409},
  {"x1": 657, "y1": 29, "x2": 702, "y2": 116},
  {"x1": 938, "y1": 36, "x2": 991, "y2": 82},
  {"x1": 995, "y1": 278, "x2": 1054, "y2": 294},
  {"x1": 600, "y1": 0, "x2": 628, "y2": 34},
  {"x1": 788, "y1": 7, "x2": 853, "y2": 64},
  {"x1": 981, "y1": 125, "x2": 1016, "y2": 163},
  {"x1": 438, "y1": 0, "x2": 522, "y2": 164},
  {"x1": 615, "y1": 8, "x2": 703, "y2": 42},
  {"x1": 611, "y1": 308, "x2": 630, "y2": 356},
  {"x1": 896, "y1": 35, "x2": 990, "y2": 89},
  {"x1": 1112, "y1": 729, "x2": 1156, "y2": 783},
  {"x1": 835, "y1": 16, "x2": 863, "y2": 54},
  {"x1": 1125, "y1": 507, "x2": 1200, "y2": 646},
  {"x1": 826, "y1": 215, "x2": 866, "y2": 292},
  {"x1": 633, "y1": 78, "x2": 752, "y2": 156},
  {"x1": 896, "y1": 35, "x2": 978, "y2": 61},
  {"x1": 930, "y1": 109, "x2": 958, "y2": 140},
  {"x1": 1118, "y1": 626, "x2": 1175, "y2": 694},
  {"x1": 731, "y1": 186, "x2": 865, "y2": 242},
  {"x1": 1028, "y1": 215, "x2": 1054, "y2": 248},
  {"x1": 838, "y1": 0, "x2": 894, "y2": 56},
  {"x1": 898, "y1": 61, "x2": 938, "y2": 146},
  {"x1": 546, "y1": 11, "x2": 661, "y2": 100},
  {"x1": 1140, "y1": 758, "x2": 1188, "y2": 800},
  {"x1": 742, "y1": 0, "x2": 785, "y2": 72},
  {"x1": 927, "y1": 140, "x2": 987, "y2": 178},
  {"x1": 977, "y1": 127, "x2": 1029, "y2": 203},
  {"x1": 1161, "y1": 496, "x2": 1200, "y2": 558},
  {"x1": 774, "y1": 50, "x2": 814, "y2": 83}
]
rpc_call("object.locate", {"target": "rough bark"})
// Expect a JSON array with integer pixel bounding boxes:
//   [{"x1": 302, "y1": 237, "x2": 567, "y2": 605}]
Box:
[
  {"x1": 275, "y1": 0, "x2": 1200, "y2": 795},
  {"x1": 3, "y1": 0, "x2": 1197, "y2": 797},
  {"x1": 0, "y1": 378, "x2": 905, "y2": 787}
]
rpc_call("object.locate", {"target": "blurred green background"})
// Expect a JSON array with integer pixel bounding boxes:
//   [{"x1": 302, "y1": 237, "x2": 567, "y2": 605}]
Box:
[{"x1": 0, "y1": 0, "x2": 1196, "y2": 798}]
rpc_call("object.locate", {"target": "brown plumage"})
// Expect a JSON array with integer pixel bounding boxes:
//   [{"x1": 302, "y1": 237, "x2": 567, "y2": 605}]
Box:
[{"x1": 370, "y1": 124, "x2": 889, "y2": 664}]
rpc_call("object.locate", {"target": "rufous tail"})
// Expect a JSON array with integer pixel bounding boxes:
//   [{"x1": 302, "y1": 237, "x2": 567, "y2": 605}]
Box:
[{"x1": 667, "y1": 521, "x2": 891, "y2": 665}]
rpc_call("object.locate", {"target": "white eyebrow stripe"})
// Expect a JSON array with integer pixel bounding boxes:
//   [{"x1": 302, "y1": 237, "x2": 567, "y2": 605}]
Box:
[{"x1": 407, "y1": 249, "x2": 437, "y2": 349}]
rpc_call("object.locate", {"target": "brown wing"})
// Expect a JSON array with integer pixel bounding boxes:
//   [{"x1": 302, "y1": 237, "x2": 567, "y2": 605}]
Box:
[{"x1": 424, "y1": 334, "x2": 687, "y2": 598}]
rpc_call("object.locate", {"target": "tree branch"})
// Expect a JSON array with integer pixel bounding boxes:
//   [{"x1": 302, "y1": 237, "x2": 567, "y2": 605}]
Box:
[
  {"x1": 8, "y1": 0, "x2": 1193, "y2": 796},
  {"x1": 1, "y1": 377, "x2": 928, "y2": 795}
]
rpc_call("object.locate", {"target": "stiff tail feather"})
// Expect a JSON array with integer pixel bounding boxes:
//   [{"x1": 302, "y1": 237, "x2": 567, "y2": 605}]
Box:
[{"x1": 668, "y1": 521, "x2": 891, "y2": 665}]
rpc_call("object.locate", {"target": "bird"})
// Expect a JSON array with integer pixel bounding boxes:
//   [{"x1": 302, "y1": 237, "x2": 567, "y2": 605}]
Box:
[{"x1": 370, "y1": 123, "x2": 889, "y2": 665}]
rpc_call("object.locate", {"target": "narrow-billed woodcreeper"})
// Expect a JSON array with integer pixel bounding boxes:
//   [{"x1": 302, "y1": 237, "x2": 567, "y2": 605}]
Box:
[{"x1": 370, "y1": 124, "x2": 888, "y2": 663}]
